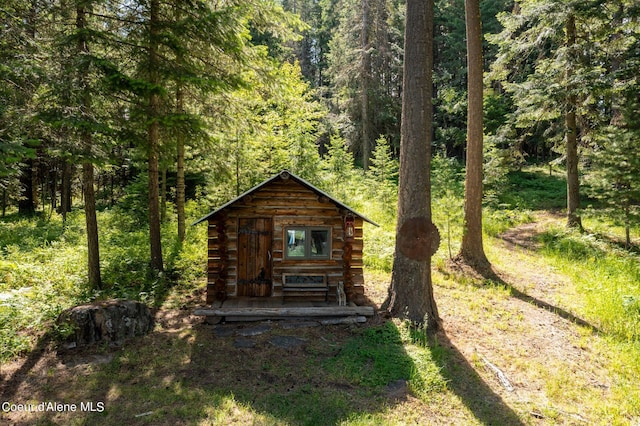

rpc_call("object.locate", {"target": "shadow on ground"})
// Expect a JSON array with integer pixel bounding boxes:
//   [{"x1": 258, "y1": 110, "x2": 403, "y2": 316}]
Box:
[
  {"x1": 1, "y1": 313, "x2": 413, "y2": 424},
  {"x1": 446, "y1": 258, "x2": 601, "y2": 335},
  {"x1": 428, "y1": 331, "x2": 525, "y2": 426},
  {"x1": 77, "y1": 319, "x2": 421, "y2": 424},
  {"x1": 0, "y1": 307, "x2": 533, "y2": 425},
  {"x1": 0, "y1": 332, "x2": 53, "y2": 402}
]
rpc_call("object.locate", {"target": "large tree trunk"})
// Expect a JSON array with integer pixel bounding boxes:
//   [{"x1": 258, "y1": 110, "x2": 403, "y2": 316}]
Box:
[
  {"x1": 458, "y1": 0, "x2": 490, "y2": 269},
  {"x1": 360, "y1": 0, "x2": 371, "y2": 170},
  {"x1": 83, "y1": 163, "x2": 101, "y2": 289},
  {"x1": 148, "y1": 0, "x2": 164, "y2": 271},
  {"x1": 176, "y1": 84, "x2": 186, "y2": 243},
  {"x1": 384, "y1": 0, "x2": 440, "y2": 332},
  {"x1": 565, "y1": 14, "x2": 581, "y2": 229},
  {"x1": 77, "y1": 4, "x2": 101, "y2": 290}
]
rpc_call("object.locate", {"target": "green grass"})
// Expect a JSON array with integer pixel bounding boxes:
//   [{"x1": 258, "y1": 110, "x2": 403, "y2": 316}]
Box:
[
  {"x1": 497, "y1": 166, "x2": 568, "y2": 210},
  {"x1": 538, "y1": 225, "x2": 640, "y2": 342},
  {"x1": 531, "y1": 225, "x2": 640, "y2": 422},
  {"x1": 0, "y1": 203, "x2": 207, "y2": 362},
  {"x1": 0, "y1": 212, "x2": 89, "y2": 359},
  {"x1": 325, "y1": 320, "x2": 447, "y2": 395}
]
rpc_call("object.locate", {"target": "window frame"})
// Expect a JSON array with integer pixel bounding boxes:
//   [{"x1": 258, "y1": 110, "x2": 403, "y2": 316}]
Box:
[{"x1": 284, "y1": 226, "x2": 332, "y2": 260}]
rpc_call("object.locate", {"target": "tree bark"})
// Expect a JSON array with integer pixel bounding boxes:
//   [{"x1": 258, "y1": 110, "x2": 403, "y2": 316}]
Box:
[
  {"x1": 624, "y1": 201, "x2": 631, "y2": 249},
  {"x1": 148, "y1": 0, "x2": 164, "y2": 271},
  {"x1": 60, "y1": 160, "x2": 73, "y2": 223},
  {"x1": 458, "y1": 0, "x2": 490, "y2": 269},
  {"x1": 360, "y1": 0, "x2": 371, "y2": 170},
  {"x1": 160, "y1": 165, "x2": 167, "y2": 223},
  {"x1": 565, "y1": 14, "x2": 581, "y2": 229},
  {"x1": 77, "y1": 4, "x2": 102, "y2": 290},
  {"x1": 384, "y1": 0, "x2": 440, "y2": 332},
  {"x1": 49, "y1": 165, "x2": 58, "y2": 213},
  {"x1": 83, "y1": 163, "x2": 101, "y2": 289},
  {"x1": 176, "y1": 83, "x2": 186, "y2": 243}
]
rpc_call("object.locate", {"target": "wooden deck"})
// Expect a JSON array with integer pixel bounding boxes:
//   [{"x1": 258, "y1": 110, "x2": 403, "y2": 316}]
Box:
[{"x1": 193, "y1": 297, "x2": 375, "y2": 320}]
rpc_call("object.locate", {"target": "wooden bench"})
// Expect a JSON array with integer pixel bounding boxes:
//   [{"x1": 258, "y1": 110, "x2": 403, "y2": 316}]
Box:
[{"x1": 282, "y1": 274, "x2": 328, "y2": 301}]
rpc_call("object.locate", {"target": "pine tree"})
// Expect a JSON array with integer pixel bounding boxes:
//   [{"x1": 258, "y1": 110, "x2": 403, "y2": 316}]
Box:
[
  {"x1": 582, "y1": 0, "x2": 640, "y2": 246},
  {"x1": 75, "y1": 1, "x2": 102, "y2": 289},
  {"x1": 322, "y1": 133, "x2": 354, "y2": 201},
  {"x1": 0, "y1": 1, "x2": 39, "y2": 182},
  {"x1": 432, "y1": 0, "x2": 512, "y2": 156},
  {"x1": 368, "y1": 136, "x2": 398, "y2": 210},
  {"x1": 0, "y1": 0, "x2": 47, "y2": 217},
  {"x1": 91, "y1": 0, "x2": 301, "y2": 269},
  {"x1": 457, "y1": 0, "x2": 490, "y2": 269},
  {"x1": 384, "y1": 0, "x2": 441, "y2": 332},
  {"x1": 487, "y1": 0, "x2": 610, "y2": 228},
  {"x1": 326, "y1": 0, "x2": 403, "y2": 168},
  {"x1": 584, "y1": 127, "x2": 640, "y2": 247}
]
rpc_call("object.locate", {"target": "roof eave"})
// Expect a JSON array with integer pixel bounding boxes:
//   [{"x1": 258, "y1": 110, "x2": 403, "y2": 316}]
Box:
[{"x1": 192, "y1": 170, "x2": 379, "y2": 227}]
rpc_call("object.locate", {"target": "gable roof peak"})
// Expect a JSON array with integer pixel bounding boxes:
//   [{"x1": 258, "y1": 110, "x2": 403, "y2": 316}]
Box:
[{"x1": 192, "y1": 170, "x2": 378, "y2": 226}]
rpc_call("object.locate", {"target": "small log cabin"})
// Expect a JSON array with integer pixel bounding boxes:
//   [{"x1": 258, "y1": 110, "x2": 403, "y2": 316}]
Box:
[{"x1": 193, "y1": 170, "x2": 377, "y2": 306}]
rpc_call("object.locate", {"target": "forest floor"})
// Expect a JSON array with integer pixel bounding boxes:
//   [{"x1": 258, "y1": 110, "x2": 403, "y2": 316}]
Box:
[
  {"x1": 1, "y1": 212, "x2": 637, "y2": 425},
  {"x1": 433, "y1": 212, "x2": 618, "y2": 425}
]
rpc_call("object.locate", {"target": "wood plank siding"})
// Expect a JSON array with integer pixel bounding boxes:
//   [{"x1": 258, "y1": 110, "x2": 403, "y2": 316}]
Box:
[{"x1": 199, "y1": 171, "x2": 374, "y2": 304}]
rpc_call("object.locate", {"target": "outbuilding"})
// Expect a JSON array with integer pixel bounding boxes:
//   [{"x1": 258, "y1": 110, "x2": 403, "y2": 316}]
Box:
[{"x1": 193, "y1": 170, "x2": 377, "y2": 316}]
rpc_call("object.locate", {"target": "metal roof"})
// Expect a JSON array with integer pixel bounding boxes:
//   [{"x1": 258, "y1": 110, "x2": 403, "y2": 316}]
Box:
[{"x1": 192, "y1": 170, "x2": 379, "y2": 226}]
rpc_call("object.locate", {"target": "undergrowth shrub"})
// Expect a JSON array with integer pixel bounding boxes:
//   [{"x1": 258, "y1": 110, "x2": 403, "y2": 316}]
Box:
[
  {"x1": 324, "y1": 157, "x2": 530, "y2": 271},
  {"x1": 0, "y1": 304, "x2": 33, "y2": 360},
  {"x1": 114, "y1": 175, "x2": 151, "y2": 228},
  {"x1": 0, "y1": 200, "x2": 208, "y2": 361},
  {"x1": 496, "y1": 167, "x2": 567, "y2": 210},
  {"x1": 539, "y1": 228, "x2": 607, "y2": 261},
  {"x1": 167, "y1": 201, "x2": 207, "y2": 286},
  {"x1": 483, "y1": 208, "x2": 534, "y2": 237},
  {"x1": 363, "y1": 225, "x2": 395, "y2": 273},
  {"x1": 0, "y1": 212, "x2": 90, "y2": 360}
]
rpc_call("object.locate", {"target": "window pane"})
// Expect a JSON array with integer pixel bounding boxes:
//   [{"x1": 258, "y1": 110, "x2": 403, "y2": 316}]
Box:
[
  {"x1": 286, "y1": 229, "x2": 306, "y2": 257},
  {"x1": 310, "y1": 229, "x2": 329, "y2": 257}
]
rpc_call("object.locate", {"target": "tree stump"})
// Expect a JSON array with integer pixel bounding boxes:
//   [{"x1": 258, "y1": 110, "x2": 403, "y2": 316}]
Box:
[{"x1": 57, "y1": 299, "x2": 153, "y2": 348}]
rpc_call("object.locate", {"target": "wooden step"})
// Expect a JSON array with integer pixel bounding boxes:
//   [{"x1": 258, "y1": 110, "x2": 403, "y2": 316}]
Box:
[{"x1": 194, "y1": 305, "x2": 375, "y2": 317}]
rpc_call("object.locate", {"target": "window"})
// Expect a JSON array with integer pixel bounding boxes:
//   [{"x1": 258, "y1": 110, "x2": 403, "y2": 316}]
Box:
[{"x1": 285, "y1": 227, "x2": 331, "y2": 259}]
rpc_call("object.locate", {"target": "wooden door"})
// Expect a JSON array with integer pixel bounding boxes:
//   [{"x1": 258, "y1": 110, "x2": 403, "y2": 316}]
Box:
[{"x1": 237, "y1": 218, "x2": 272, "y2": 297}]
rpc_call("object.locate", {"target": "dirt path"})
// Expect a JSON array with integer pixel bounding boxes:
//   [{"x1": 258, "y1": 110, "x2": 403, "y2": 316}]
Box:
[
  {"x1": 492, "y1": 211, "x2": 581, "y2": 310},
  {"x1": 436, "y1": 212, "x2": 614, "y2": 424},
  {"x1": 498, "y1": 212, "x2": 562, "y2": 251}
]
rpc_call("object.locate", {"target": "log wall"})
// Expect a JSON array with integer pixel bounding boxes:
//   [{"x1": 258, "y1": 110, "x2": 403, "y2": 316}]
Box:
[{"x1": 206, "y1": 178, "x2": 365, "y2": 303}]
